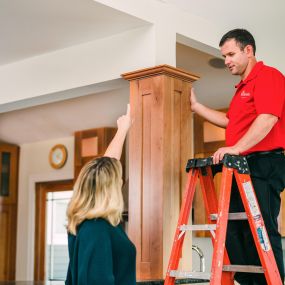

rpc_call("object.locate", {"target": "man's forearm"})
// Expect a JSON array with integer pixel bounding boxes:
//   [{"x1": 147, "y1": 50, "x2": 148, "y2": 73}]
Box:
[
  {"x1": 212, "y1": 113, "x2": 279, "y2": 164},
  {"x1": 233, "y1": 114, "x2": 278, "y2": 154},
  {"x1": 192, "y1": 102, "x2": 229, "y2": 128}
]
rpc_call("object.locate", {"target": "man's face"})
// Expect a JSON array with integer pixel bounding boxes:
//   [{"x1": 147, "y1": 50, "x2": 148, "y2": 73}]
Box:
[{"x1": 220, "y1": 39, "x2": 249, "y2": 76}]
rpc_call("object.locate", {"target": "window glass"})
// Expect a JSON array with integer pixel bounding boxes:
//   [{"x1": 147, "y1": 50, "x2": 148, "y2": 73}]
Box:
[
  {"x1": 0, "y1": 152, "x2": 11, "y2": 197},
  {"x1": 46, "y1": 191, "x2": 73, "y2": 280}
]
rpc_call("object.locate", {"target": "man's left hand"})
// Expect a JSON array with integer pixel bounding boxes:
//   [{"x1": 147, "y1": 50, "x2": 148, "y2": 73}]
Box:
[{"x1": 212, "y1": 146, "x2": 240, "y2": 164}]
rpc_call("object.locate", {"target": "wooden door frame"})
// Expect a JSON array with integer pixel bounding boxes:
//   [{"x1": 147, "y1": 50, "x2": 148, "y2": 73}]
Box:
[
  {"x1": 34, "y1": 179, "x2": 73, "y2": 281},
  {"x1": 0, "y1": 143, "x2": 19, "y2": 281}
]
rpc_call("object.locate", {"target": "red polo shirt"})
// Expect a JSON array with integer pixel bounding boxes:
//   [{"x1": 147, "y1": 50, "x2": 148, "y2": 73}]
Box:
[{"x1": 226, "y1": 61, "x2": 285, "y2": 155}]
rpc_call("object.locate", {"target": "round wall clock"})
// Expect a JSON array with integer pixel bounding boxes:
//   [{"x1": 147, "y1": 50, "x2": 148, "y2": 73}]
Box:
[{"x1": 49, "y1": 144, "x2": 67, "y2": 169}]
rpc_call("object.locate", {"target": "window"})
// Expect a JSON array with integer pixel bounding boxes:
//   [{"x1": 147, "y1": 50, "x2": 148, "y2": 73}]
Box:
[
  {"x1": 0, "y1": 152, "x2": 11, "y2": 196},
  {"x1": 46, "y1": 191, "x2": 73, "y2": 280}
]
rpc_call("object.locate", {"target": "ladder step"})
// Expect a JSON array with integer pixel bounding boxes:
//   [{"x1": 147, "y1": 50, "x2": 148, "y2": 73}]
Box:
[
  {"x1": 210, "y1": 212, "x2": 248, "y2": 221},
  {"x1": 223, "y1": 265, "x2": 264, "y2": 273},
  {"x1": 169, "y1": 270, "x2": 210, "y2": 279},
  {"x1": 169, "y1": 265, "x2": 263, "y2": 280},
  {"x1": 180, "y1": 224, "x2": 216, "y2": 231}
]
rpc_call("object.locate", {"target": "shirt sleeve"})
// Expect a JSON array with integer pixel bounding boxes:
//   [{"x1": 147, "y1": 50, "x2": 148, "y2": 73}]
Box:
[
  {"x1": 77, "y1": 220, "x2": 115, "y2": 285},
  {"x1": 254, "y1": 68, "x2": 285, "y2": 117}
]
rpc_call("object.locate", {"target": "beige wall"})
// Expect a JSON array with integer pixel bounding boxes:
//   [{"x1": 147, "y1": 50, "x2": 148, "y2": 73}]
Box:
[{"x1": 16, "y1": 137, "x2": 74, "y2": 280}]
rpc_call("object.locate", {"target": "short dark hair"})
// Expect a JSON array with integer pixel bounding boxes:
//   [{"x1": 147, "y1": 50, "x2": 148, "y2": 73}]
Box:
[{"x1": 219, "y1": 29, "x2": 256, "y2": 55}]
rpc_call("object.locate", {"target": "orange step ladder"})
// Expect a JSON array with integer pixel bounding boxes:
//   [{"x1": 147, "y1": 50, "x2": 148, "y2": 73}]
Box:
[{"x1": 164, "y1": 154, "x2": 282, "y2": 285}]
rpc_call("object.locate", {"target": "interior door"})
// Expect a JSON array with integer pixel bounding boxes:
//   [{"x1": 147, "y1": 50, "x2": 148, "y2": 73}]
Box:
[{"x1": 0, "y1": 143, "x2": 19, "y2": 280}]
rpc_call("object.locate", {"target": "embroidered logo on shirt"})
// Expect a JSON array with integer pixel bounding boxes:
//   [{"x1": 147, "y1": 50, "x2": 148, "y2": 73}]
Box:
[{"x1": 241, "y1": 90, "x2": 251, "y2": 98}]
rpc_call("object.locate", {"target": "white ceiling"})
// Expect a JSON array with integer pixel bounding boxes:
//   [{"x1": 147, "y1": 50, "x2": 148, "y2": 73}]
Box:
[
  {"x1": 1, "y1": 0, "x2": 284, "y2": 67},
  {"x1": 167, "y1": 0, "x2": 284, "y2": 26},
  {"x1": 169, "y1": 0, "x2": 285, "y2": 70},
  {"x1": 0, "y1": 87, "x2": 129, "y2": 145},
  {"x1": 0, "y1": 0, "x2": 148, "y2": 65}
]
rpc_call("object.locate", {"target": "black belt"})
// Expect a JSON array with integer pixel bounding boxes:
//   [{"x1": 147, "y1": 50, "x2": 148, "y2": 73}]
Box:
[{"x1": 246, "y1": 148, "x2": 284, "y2": 159}]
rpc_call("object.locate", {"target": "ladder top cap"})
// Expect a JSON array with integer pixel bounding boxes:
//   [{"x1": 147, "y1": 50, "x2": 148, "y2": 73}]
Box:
[{"x1": 186, "y1": 154, "x2": 250, "y2": 174}]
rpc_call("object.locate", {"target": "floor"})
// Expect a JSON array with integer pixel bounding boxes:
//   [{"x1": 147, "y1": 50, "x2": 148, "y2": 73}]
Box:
[
  {"x1": 0, "y1": 281, "x2": 260, "y2": 285},
  {"x1": 0, "y1": 282, "x2": 211, "y2": 285}
]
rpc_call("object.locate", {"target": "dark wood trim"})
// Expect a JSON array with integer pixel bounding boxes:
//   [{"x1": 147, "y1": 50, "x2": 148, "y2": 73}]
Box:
[
  {"x1": 0, "y1": 204, "x2": 18, "y2": 280},
  {"x1": 74, "y1": 127, "x2": 126, "y2": 183},
  {"x1": 34, "y1": 180, "x2": 73, "y2": 281},
  {"x1": 74, "y1": 127, "x2": 117, "y2": 180},
  {"x1": 0, "y1": 143, "x2": 19, "y2": 281},
  {"x1": 0, "y1": 144, "x2": 19, "y2": 205}
]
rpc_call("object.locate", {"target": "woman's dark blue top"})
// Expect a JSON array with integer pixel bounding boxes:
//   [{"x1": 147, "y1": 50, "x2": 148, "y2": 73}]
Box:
[{"x1": 65, "y1": 218, "x2": 136, "y2": 285}]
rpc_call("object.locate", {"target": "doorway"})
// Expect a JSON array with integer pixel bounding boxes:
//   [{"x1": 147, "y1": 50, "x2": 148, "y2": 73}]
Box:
[{"x1": 34, "y1": 179, "x2": 73, "y2": 281}]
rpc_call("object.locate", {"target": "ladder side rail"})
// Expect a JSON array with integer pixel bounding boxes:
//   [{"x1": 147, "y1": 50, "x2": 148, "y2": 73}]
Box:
[
  {"x1": 164, "y1": 169, "x2": 199, "y2": 285},
  {"x1": 210, "y1": 166, "x2": 234, "y2": 285},
  {"x1": 199, "y1": 166, "x2": 234, "y2": 285},
  {"x1": 198, "y1": 166, "x2": 219, "y2": 216},
  {"x1": 234, "y1": 171, "x2": 283, "y2": 285}
]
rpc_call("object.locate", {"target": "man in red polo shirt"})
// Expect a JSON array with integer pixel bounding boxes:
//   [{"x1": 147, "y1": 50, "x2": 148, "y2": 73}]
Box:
[{"x1": 190, "y1": 29, "x2": 285, "y2": 285}]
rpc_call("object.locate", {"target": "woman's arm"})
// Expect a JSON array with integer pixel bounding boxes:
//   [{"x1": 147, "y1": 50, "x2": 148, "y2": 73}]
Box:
[{"x1": 104, "y1": 104, "x2": 132, "y2": 160}]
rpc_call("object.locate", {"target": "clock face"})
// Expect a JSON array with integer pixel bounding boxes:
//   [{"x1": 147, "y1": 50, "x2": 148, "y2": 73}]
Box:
[
  {"x1": 49, "y1": 145, "x2": 67, "y2": 169},
  {"x1": 52, "y1": 148, "x2": 64, "y2": 165}
]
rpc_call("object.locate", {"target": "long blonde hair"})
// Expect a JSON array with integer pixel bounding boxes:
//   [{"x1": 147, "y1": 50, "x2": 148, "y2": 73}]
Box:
[{"x1": 67, "y1": 157, "x2": 124, "y2": 235}]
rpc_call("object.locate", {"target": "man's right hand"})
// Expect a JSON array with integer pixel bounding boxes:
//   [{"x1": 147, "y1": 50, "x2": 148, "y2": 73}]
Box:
[{"x1": 189, "y1": 88, "x2": 229, "y2": 128}]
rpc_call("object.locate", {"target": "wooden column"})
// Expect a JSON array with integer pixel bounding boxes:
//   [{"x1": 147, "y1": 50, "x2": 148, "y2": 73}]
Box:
[{"x1": 122, "y1": 65, "x2": 199, "y2": 280}]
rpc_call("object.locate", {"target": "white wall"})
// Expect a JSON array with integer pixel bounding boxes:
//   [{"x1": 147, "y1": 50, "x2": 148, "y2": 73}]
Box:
[
  {"x1": 192, "y1": 237, "x2": 213, "y2": 273},
  {"x1": 16, "y1": 137, "x2": 74, "y2": 280},
  {"x1": 95, "y1": 0, "x2": 221, "y2": 65},
  {"x1": 0, "y1": 25, "x2": 155, "y2": 107},
  {"x1": 95, "y1": 0, "x2": 285, "y2": 72},
  {"x1": 95, "y1": 0, "x2": 225, "y2": 55}
]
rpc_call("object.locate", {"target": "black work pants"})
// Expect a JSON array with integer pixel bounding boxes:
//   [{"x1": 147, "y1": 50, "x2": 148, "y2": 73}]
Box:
[{"x1": 225, "y1": 152, "x2": 285, "y2": 285}]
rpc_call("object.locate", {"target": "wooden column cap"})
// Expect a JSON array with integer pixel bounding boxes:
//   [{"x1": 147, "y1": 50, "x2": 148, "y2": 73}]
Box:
[{"x1": 122, "y1": 64, "x2": 200, "y2": 83}]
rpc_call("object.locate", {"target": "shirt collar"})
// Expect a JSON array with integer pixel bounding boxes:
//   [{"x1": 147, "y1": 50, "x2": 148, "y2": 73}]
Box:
[{"x1": 235, "y1": 61, "x2": 264, "y2": 89}]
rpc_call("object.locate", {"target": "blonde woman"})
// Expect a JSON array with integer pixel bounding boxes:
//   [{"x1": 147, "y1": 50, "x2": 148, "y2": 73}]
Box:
[{"x1": 65, "y1": 105, "x2": 136, "y2": 285}]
